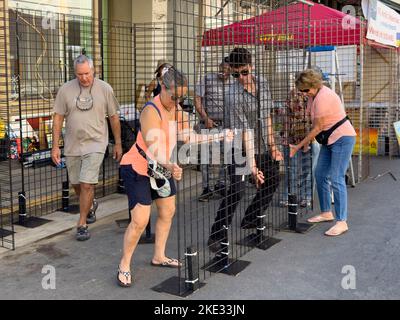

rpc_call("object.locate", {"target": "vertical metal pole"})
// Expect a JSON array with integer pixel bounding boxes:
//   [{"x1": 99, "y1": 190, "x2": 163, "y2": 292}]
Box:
[
  {"x1": 145, "y1": 222, "x2": 152, "y2": 239},
  {"x1": 219, "y1": 0, "x2": 230, "y2": 266},
  {"x1": 62, "y1": 181, "x2": 69, "y2": 211},
  {"x1": 285, "y1": 0, "x2": 292, "y2": 209},
  {"x1": 62, "y1": 13, "x2": 71, "y2": 211},
  {"x1": 117, "y1": 168, "x2": 125, "y2": 193},
  {"x1": 285, "y1": 0, "x2": 298, "y2": 230},
  {"x1": 307, "y1": 3, "x2": 312, "y2": 68},
  {"x1": 99, "y1": 8, "x2": 105, "y2": 80},
  {"x1": 288, "y1": 194, "x2": 297, "y2": 231},
  {"x1": 18, "y1": 192, "x2": 26, "y2": 226},
  {"x1": 172, "y1": 0, "x2": 183, "y2": 295},
  {"x1": 15, "y1": 10, "x2": 27, "y2": 225},
  {"x1": 185, "y1": 247, "x2": 199, "y2": 292},
  {"x1": 99, "y1": 10, "x2": 106, "y2": 198},
  {"x1": 358, "y1": 19, "x2": 364, "y2": 183},
  {"x1": 133, "y1": 24, "x2": 137, "y2": 121},
  {"x1": 254, "y1": 1, "x2": 265, "y2": 245},
  {"x1": 100, "y1": 21, "x2": 106, "y2": 198},
  {"x1": 63, "y1": 14, "x2": 68, "y2": 83},
  {"x1": 3, "y1": 1, "x2": 15, "y2": 248}
]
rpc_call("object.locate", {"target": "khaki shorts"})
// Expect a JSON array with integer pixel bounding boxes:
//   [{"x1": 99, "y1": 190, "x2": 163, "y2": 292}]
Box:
[{"x1": 66, "y1": 153, "x2": 105, "y2": 185}]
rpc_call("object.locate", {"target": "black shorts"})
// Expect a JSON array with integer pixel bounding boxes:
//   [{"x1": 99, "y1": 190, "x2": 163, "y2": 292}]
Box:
[{"x1": 120, "y1": 165, "x2": 177, "y2": 210}]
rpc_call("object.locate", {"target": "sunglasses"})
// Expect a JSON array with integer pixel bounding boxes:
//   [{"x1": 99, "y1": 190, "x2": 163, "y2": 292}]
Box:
[
  {"x1": 166, "y1": 87, "x2": 187, "y2": 102},
  {"x1": 170, "y1": 93, "x2": 187, "y2": 102},
  {"x1": 299, "y1": 89, "x2": 310, "y2": 93},
  {"x1": 231, "y1": 69, "x2": 250, "y2": 78}
]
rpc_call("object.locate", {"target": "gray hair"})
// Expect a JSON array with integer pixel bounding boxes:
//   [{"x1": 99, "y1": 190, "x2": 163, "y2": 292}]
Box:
[
  {"x1": 295, "y1": 68, "x2": 323, "y2": 90},
  {"x1": 74, "y1": 55, "x2": 94, "y2": 71},
  {"x1": 162, "y1": 67, "x2": 187, "y2": 89}
]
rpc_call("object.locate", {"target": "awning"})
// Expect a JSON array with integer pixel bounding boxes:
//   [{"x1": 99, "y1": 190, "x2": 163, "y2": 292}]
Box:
[{"x1": 202, "y1": 1, "x2": 362, "y2": 47}]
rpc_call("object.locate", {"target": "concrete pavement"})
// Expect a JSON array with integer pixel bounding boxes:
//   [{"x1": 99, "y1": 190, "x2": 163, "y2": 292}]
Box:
[{"x1": 0, "y1": 156, "x2": 399, "y2": 300}]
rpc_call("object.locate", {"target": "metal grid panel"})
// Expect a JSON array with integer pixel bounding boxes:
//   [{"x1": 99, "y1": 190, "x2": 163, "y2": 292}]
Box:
[
  {"x1": 0, "y1": 0, "x2": 15, "y2": 250},
  {"x1": 173, "y1": 0, "x2": 313, "y2": 295},
  {"x1": 362, "y1": 44, "x2": 399, "y2": 158},
  {"x1": 1, "y1": 9, "x2": 124, "y2": 226}
]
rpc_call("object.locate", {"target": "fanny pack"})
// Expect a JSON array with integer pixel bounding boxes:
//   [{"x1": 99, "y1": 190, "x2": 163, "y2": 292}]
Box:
[
  {"x1": 136, "y1": 144, "x2": 172, "y2": 179},
  {"x1": 136, "y1": 144, "x2": 172, "y2": 198},
  {"x1": 315, "y1": 116, "x2": 350, "y2": 145}
]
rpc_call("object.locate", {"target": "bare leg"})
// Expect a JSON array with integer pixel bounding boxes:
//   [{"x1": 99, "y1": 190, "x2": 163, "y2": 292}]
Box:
[
  {"x1": 119, "y1": 204, "x2": 151, "y2": 284},
  {"x1": 152, "y1": 196, "x2": 179, "y2": 265},
  {"x1": 77, "y1": 183, "x2": 94, "y2": 227}
]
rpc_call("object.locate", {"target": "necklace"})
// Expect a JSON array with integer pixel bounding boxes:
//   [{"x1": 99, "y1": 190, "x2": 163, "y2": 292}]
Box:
[{"x1": 76, "y1": 79, "x2": 95, "y2": 111}]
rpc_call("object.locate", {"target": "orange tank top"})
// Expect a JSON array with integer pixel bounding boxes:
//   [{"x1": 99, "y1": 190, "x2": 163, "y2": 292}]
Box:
[{"x1": 120, "y1": 96, "x2": 177, "y2": 176}]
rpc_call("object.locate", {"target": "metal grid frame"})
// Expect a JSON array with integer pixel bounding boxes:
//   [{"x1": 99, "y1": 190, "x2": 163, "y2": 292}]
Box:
[
  {"x1": 0, "y1": 0, "x2": 15, "y2": 250},
  {"x1": 172, "y1": 0, "x2": 314, "y2": 296}
]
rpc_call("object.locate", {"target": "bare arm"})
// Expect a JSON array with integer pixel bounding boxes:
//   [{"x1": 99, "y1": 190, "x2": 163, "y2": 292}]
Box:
[
  {"x1": 51, "y1": 113, "x2": 64, "y2": 165},
  {"x1": 194, "y1": 95, "x2": 207, "y2": 120},
  {"x1": 109, "y1": 114, "x2": 123, "y2": 161},
  {"x1": 243, "y1": 129, "x2": 264, "y2": 188},
  {"x1": 290, "y1": 116, "x2": 325, "y2": 157},
  {"x1": 195, "y1": 95, "x2": 215, "y2": 129},
  {"x1": 177, "y1": 107, "x2": 229, "y2": 144},
  {"x1": 243, "y1": 129, "x2": 256, "y2": 172},
  {"x1": 266, "y1": 115, "x2": 283, "y2": 161}
]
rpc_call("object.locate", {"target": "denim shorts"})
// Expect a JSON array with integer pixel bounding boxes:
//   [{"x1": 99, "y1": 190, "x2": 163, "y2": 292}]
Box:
[{"x1": 120, "y1": 165, "x2": 176, "y2": 210}]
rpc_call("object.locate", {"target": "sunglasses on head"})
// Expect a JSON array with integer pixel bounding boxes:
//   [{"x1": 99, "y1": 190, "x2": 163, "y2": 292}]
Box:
[
  {"x1": 231, "y1": 69, "x2": 250, "y2": 78},
  {"x1": 299, "y1": 88, "x2": 310, "y2": 93}
]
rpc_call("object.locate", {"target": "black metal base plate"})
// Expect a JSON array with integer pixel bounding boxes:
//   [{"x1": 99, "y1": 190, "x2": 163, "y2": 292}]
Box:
[
  {"x1": 16, "y1": 217, "x2": 51, "y2": 228},
  {"x1": 152, "y1": 276, "x2": 206, "y2": 297},
  {"x1": 237, "y1": 234, "x2": 281, "y2": 250},
  {"x1": 59, "y1": 204, "x2": 80, "y2": 214},
  {"x1": 0, "y1": 228, "x2": 15, "y2": 237},
  {"x1": 280, "y1": 221, "x2": 316, "y2": 234},
  {"x1": 203, "y1": 257, "x2": 251, "y2": 276}
]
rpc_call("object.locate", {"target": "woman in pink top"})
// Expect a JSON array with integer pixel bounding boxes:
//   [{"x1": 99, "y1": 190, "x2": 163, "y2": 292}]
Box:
[
  {"x1": 290, "y1": 69, "x2": 356, "y2": 237},
  {"x1": 117, "y1": 67, "x2": 232, "y2": 287}
]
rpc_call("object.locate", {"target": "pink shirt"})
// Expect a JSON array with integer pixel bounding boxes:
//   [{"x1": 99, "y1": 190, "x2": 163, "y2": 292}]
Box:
[{"x1": 307, "y1": 86, "x2": 356, "y2": 145}]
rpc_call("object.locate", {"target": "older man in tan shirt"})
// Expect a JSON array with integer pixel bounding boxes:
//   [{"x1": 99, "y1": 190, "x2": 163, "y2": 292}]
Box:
[{"x1": 51, "y1": 55, "x2": 122, "y2": 241}]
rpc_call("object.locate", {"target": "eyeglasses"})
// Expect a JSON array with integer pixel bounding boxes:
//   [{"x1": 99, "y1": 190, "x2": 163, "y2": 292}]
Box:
[
  {"x1": 166, "y1": 88, "x2": 187, "y2": 103},
  {"x1": 299, "y1": 88, "x2": 310, "y2": 93},
  {"x1": 231, "y1": 69, "x2": 250, "y2": 78},
  {"x1": 76, "y1": 81, "x2": 94, "y2": 111}
]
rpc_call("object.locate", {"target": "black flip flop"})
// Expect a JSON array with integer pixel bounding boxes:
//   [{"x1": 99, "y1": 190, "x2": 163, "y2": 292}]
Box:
[{"x1": 117, "y1": 266, "x2": 132, "y2": 287}]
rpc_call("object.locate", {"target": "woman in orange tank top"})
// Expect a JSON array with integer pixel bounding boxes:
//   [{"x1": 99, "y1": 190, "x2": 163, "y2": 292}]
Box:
[{"x1": 117, "y1": 67, "x2": 231, "y2": 287}]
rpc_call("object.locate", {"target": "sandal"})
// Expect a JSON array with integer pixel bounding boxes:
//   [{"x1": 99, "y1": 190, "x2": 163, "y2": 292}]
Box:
[
  {"x1": 324, "y1": 225, "x2": 348, "y2": 237},
  {"x1": 307, "y1": 214, "x2": 334, "y2": 223},
  {"x1": 150, "y1": 257, "x2": 181, "y2": 268},
  {"x1": 117, "y1": 265, "x2": 132, "y2": 287}
]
